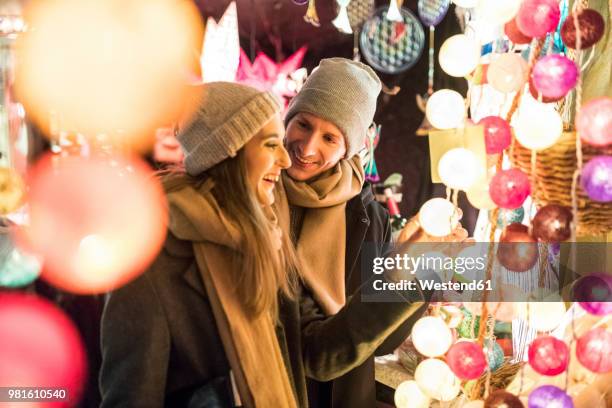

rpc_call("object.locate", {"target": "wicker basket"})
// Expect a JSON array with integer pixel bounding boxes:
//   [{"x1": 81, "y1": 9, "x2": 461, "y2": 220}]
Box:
[{"x1": 510, "y1": 131, "x2": 612, "y2": 237}]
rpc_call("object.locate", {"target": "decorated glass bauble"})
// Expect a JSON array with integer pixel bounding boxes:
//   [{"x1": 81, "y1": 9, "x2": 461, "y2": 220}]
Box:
[
  {"x1": 528, "y1": 336, "x2": 569, "y2": 376},
  {"x1": 488, "y1": 53, "x2": 528, "y2": 94},
  {"x1": 0, "y1": 293, "x2": 87, "y2": 400},
  {"x1": 412, "y1": 316, "x2": 453, "y2": 357},
  {"x1": 479, "y1": 116, "x2": 512, "y2": 154},
  {"x1": 531, "y1": 204, "x2": 573, "y2": 242},
  {"x1": 475, "y1": 0, "x2": 520, "y2": 25},
  {"x1": 418, "y1": 0, "x2": 451, "y2": 27},
  {"x1": 580, "y1": 156, "x2": 612, "y2": 202},
  {"x1": 426, "y1": 89, "x2": 466, "y2": 130},
  {"x1": 514, "y1": 103, "x2": 563, "y2": 150},
  {"x1": 575, "y1": 274, "x2": 612, "y2": 316},
  {"x1": 486, "y1": 340, "x2": 505, "y2": 372},
  {"x1": 561, "y1": 8, "x2": 605, "y2": 49},
  {"x1": 505, "y1": 18, "x2": 532, "y2": 44},
  {"x1": 446, "y1": 340, "x2": 487, "y2": 379},
  {"x1": 529, "y1": 385, "x2": 573, "y2": 408},
  {"x1": 419, "y1": 198, "x2": 460, "y2": 237},
  {"x1": 497, "y1": 223, "x2": 539, "y2": 272},
  {"x1": 489, "y1": 169, "x2": 530, "y2": 209},
  {"x1": 467, "y1": 179, "x2": 497, "y2": 210},
  {"x1": 415, "y1": 359, "x2": 461, "y2": 401},
  {"x1": 576, "y1": 97, "x2": 612, "y2": 147},
  {"x1": 438, "y1": 148, "x2": 480, "y2": 190},
  {"x1": 484, "y1": 390, "x2": 524, "y2": 408},
  {"x1": 492, "y1": 207, "x2": 525, "y2": 228},
  {"x1": 516, "y1": 0, "x2": 560, "y2": 38},
  {"x1": 576, "y1": 328, "x2": 612, "y2": 373},
  {"x1": 394, "y1": 380, "x2": 430, "y2": 408},
  {"x1": 16, "y1": 154, "x2": 168, "y2": 294},
  {"x1": 532, "y1": 55, "x2": 579, "y2": 100},
  {"x1": 0, "y1": 232, "x2": 41, "y2": 288},
  {"x1": 439, "y1": 34, "x2": 481, "y2": 77}
]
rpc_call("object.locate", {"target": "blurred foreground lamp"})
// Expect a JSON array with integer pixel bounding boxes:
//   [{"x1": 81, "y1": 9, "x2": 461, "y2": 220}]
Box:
[
  {"x1": 15, "y1": 0, "x2": 203, "y2": 151},
  {"x1": 16, "y1": 154, "x2": 167, "y2": 294}
]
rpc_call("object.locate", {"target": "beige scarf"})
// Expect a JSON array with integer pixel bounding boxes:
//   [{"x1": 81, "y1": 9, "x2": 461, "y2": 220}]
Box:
[
  {"x1": 166, "y1": 178, "x2": 297, "y2": 408},
  {"x1": 282, "y1": 157, "x2": 364, "y2": 315}
]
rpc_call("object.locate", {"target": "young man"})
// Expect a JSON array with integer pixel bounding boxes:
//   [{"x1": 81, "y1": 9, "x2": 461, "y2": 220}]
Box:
[{"x1": 282, "y1": 58, "x2": 430, "y2": 408}]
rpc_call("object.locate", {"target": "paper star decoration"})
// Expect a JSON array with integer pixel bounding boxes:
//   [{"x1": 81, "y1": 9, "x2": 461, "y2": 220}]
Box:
[{"x1": 200, "y1": 2, "x2": 239, "y2": 83}]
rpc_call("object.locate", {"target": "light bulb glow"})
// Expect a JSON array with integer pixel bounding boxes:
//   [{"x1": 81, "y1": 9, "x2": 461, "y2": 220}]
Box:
[
  {"x1": 411, "y1": 316, "x2": 453, "y2": 357},
  {"x1": 439, "y1": 34, "x2": 481, "y2": 77},
  {"x1": 418, "y1": 198, "x2": 460, "y2": 237},
  {"x1": 426, "y1": 89, "x2": 466, "y2": 130}
]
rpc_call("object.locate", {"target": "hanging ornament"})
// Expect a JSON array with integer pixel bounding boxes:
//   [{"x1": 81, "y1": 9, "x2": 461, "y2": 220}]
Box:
[
  {"x1": 304, "y1": 0, "x2": 320, "y2": 27},
  {"x1": 528, "y1": 336, "x2": 569, "y2": 376},
  {"x1": 531, "y1": 204, "x2": 573, "y2": 242},
  {"x1": 514, "y1": 102, "x2": 563, "y2": 150},
  {"x1": 236, "y1": 47, "x2": 308, "y2": 109},
  {"x1": 505, "y1": 18, "x2": 532, "y2": 44},
  {"x1": 0, "y1": 293, "x2": 87, "y2": 401},
  {"x1": 479, "y1": 116, "x2": 512, "y2": 154},
  {"x1": 0, "y1": 228, "x2": 41, "y2": 288},
  {"x1": 484, "y1": 390, "x2": 524, "y2": 408},
  {"x1": 418, "y1": 0, "x2": 450, "y2": 27},
  {"x1": 487, "y1": 53, "x2": 528, "y2": 94},
  {"x1": 528, "y1": 385, "x2": 573, "y2": 408},
  {"x1": 364, "y1": 124, "x2": 381, "y2": 182},
  {"x1": 516, "y1": 0, "x2": 561, "y2": 39},
  {"x1": 576, "y1": 97, "x2": 612, "y2": 147},
  {"x1": 17, "y1": 154, "x2": 168, "y2": 294},
  {"x1": 497, "y1": 223, "x2": 539, "y2": 272},
  {"x1": 490, "y1": 169, "x2": 530, "y2": 209},
  {"x1": 411, "y1": 316, "x2": 453, "y2": 357},
  {"x1": 201, "y1": 2, "x2": 240, "y2": 83},
  {"x1": 532, "y1": 55, "x2": 579, "y2": 100},
  {"x1": 360, "y1": 6, "x2": 425, "y2": 74},
  {"x1": 576, "y1": 328, "x2": 612, "y2": 373},
  {"x1": 415, "y1": 358, "x2": 461, "y2": 401},
  {"x1": 575, "y1": 274, "x2": 612, "y2": 316},
  {"x1": 438, "y1": 148, "x2": 481, "y2": 190},
  {"x1": 492, "y1": 207, "x2": 525, "y2": 228},
  {"x1": 333, "y1": 0, "x2": 353, "y2": 34},
  {"x1": 425, "y1": 89, "x2": 465, "y2": 129},
  {"x1": 561, "y1": 8, "x2": 605, "y2": 50},
  {"x1": 419, "y1": 198, "x2": 460, "y2": 237},
  {"x1": 446, "y1": 340, "x2": 487, "y2": 380},
  {"x1": 475, "y1": 0, "x2": 520, "y2": 25},
  {"x1": 580, "y1": 156, "x2": 612, "y2": 203},
  {"x1": 394, "y1": 380, "x2": 430, "y2": 408},
  {"x1": 439, "y1": 34, "x2": 481, "y2": 77},
  {"x1": 0, "y1": 167, "x2": 25, "y2": 215},
  {"x1": 386, "y1": 0, "x2": 403, "y2": 22},
  {"x1": 467, "y1": 178, "x2": 497, "y2": 210},
  {"x1": 347, "y1": 0, "x2": 375, "y2": 33}
]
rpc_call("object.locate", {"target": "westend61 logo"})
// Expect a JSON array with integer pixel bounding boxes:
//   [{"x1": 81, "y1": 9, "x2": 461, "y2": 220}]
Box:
[{"x1": 372, "y1": 252, "x2": 487, "y2": 275}]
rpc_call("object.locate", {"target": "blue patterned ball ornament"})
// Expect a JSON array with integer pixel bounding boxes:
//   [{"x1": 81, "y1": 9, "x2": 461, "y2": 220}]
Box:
[
  {"x1": 485, "y1": 339, "x2": 505, "y2": 372},
  {"x1": 492, "y1": 207, "x2": 525, "y2": 228},
  {"x1": 418, "y1": 0, "x2": 450, "y2": 27}
]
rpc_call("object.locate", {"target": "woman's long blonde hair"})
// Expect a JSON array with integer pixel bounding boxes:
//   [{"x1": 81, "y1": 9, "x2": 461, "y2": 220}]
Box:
[{"x1": 161, "y1": 150, "x2": 299, "y2": 318}]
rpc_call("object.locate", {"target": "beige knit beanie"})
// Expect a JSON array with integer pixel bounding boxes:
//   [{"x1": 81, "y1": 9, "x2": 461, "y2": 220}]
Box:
[
  {"x1": 177, "y1": 82, "x2": 282, "y2": 176},
  {"x1": 284, "y1": 58, "x2": 382, "y2": 158}
]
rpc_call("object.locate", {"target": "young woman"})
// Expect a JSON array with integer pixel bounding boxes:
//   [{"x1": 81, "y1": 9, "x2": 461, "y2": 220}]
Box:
[
  {"x1": 99, "y1": 82, "x2": 425, "y2": 408},
  {"x1": 282, "y1": 58, "x2": 467, "y2": 408}
]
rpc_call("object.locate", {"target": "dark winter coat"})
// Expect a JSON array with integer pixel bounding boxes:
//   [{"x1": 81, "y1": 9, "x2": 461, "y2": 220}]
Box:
[
  {"x1": 99, "y1": 228, "x2": 424, "y2": 408},
  {"x1": 306, "y1": 183, "x2": 427, "y2": 408}
]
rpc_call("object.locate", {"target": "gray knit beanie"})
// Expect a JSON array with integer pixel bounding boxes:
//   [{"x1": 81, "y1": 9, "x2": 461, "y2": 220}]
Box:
[
  {"x1": 284, "y1": 58, "x2": 382, "y2": 158},
  {"x1": 177, "y1": 82, "x2": 281, "y2": 176}
]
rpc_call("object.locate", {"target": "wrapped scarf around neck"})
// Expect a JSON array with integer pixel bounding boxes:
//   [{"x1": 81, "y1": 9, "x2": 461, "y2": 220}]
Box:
[
  {"x1": 165, "y1": 177, "x2": 297, "y2": 408},
  {"x1": 282, "y1": 156, "x2": 365, "y2": 315}
]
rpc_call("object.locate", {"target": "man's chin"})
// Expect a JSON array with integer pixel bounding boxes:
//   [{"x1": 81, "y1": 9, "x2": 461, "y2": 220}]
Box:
[{"x1": 286, "y1": 167, "x2": 315, "y2": 182}]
